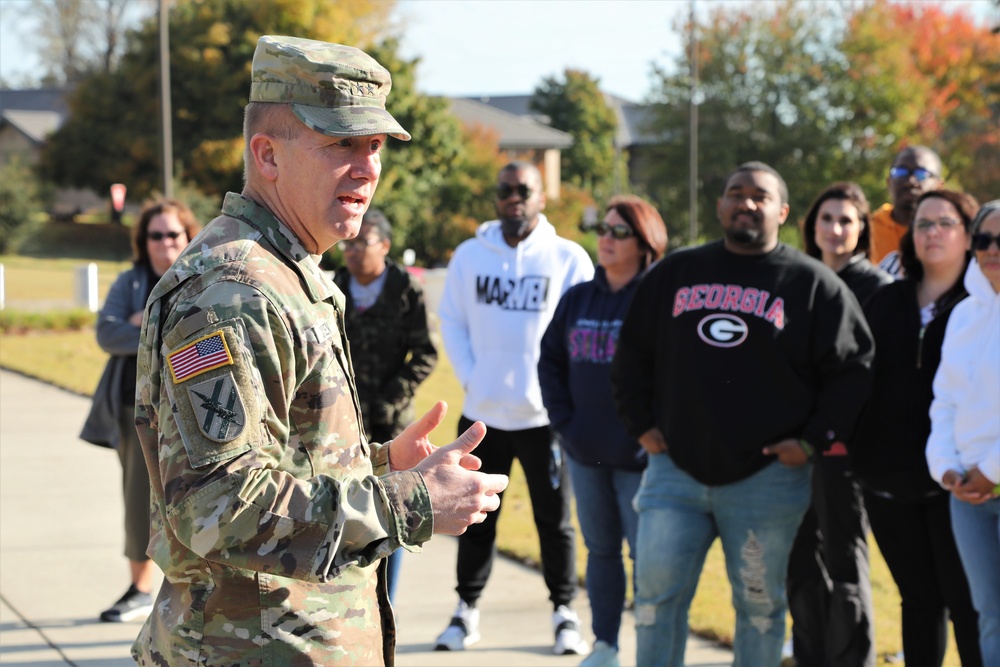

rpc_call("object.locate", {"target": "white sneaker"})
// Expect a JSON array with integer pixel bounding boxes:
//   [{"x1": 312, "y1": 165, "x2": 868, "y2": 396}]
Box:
[
  {"x1": 580, "y1": 640, "x2": 620, "y2": 667},
  {"x1": 434, "y1": 600, "x2": 480, "y2": 651},
  {"x1": 553, "y1": 605, "x2": 589, "y2": 655}
]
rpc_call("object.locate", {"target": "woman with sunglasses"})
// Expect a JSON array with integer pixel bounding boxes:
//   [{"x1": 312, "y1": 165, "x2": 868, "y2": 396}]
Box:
[
  {"x1": 926, "y1": 199, "x2": 1000, "y2": 664},
  {"x1": 539, "y1": 195, "x2": 667, "y2": 667},
  {"x1": 786, "y1": 182, "x2": 891, "y2": 666},
  {"x1": 852, "y1": 189, "x2": 982, "y2": 665},
  {"x1": 81, "y1": 199, "x2": 200, "y2": 622}
]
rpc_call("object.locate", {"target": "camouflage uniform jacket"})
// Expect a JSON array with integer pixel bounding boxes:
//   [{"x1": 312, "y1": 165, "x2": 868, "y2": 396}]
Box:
[
  {"x1": 132, "y1": 193, "x2": 433, "y2": 667},
  {"x1": 333, "y1": 260, "x2": 437, "y2": 443}
]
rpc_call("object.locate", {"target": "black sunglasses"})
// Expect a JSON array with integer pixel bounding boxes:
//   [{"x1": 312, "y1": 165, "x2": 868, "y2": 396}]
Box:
[
  {"x1": 593, "y1": 222, "x2": 635, "y2": 240},
  {"x1": 889, "y1": 166, "x2": 937, "y2": 182},
  {"x1": 496, "y1": 183, "x2": 533, "y2": 200},
  {"x1": 148, "y1": 231, "x2": 184, "y2": 242},
  {"x1": 971, "y1": 232, "x2": 1000, "y2": 251}
]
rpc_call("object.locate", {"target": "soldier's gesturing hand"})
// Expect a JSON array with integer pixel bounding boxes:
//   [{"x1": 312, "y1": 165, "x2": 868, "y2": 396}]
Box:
[
  {"x1": 387, "y1": 401, "x2": 446, "y2": 471},
  {"x1": 416, "y1": 420, "x2": 509, "y2": 535}
]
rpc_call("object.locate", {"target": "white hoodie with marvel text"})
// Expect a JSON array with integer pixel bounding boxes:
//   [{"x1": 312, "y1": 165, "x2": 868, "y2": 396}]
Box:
[{"x1": 439, "y1": 214, "x2": 594, "y2": 430}]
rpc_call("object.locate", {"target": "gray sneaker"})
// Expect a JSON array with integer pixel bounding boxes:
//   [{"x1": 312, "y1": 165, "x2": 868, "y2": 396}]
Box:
[{"x1": 99, "y1": 584, "x2": 153, "y2": 623}]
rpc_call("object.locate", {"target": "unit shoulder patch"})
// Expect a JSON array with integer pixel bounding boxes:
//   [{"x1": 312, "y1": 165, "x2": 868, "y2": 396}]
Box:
[{"x1": 186, "y1": 372, "x2": 246, "y2": 443}]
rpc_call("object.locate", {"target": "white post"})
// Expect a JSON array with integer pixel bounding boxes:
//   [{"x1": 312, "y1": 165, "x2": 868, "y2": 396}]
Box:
[{"x1": 75, "y1": 263, "x2": 99, "y2": 312}]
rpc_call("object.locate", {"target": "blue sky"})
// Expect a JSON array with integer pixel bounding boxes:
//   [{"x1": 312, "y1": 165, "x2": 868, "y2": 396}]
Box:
[
  {"x1": 2, "y1": 1, "x2": 995, "y2": 102},
  {"x1": 0, "y1": 0, "x2": 687, "y2": 101}
]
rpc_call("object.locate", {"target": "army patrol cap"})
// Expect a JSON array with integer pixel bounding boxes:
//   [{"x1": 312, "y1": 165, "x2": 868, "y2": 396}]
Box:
[{"x1": 250, "y1": 35, "x2": 411, "y2": 141}]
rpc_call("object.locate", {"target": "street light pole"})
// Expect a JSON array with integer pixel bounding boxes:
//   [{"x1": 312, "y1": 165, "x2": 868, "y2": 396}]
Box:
[
  {"x1": 159, "y1": 0, "x2": 173, "y2": 198},
  {"x1": 688, "y1": 0, "x2": 699, "y2": 245}
]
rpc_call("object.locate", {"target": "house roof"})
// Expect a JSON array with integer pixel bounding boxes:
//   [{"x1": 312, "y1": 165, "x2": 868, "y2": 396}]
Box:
[
  {"x1": 447, "y1": 97, "x2": 573, "y2": 151},
  {"x1": 462, "y1": 93, "x2": 667, "y2": 149},
  {"x1": 0, "y1": 88, "x2": 72, "y2": 119},
  {"x1": 1, "y1": 110, "x2": 62, "y2": 143},
  {"x1": 0, "y1": 88, "x2": 72, "y2": 145}
]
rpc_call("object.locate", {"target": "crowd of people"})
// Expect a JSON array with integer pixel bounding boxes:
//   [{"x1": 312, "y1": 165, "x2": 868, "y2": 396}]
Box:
[{"x1": 79, "y1": 35, "x2": 996, "y2": 667}]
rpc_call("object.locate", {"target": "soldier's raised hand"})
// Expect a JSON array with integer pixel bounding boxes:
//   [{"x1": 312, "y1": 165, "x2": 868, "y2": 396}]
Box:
[{"x1": 416, "y1": 419, "x2": 508, "y2": 535}]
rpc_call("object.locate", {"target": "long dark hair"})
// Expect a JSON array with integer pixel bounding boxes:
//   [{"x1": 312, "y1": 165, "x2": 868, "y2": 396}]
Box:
[
  {"x1": 899, "y1": 189, "x2": 979, "y2": 314},
  {"x1": 801, "y1": 182, "x2": 872, "y2": 260}
]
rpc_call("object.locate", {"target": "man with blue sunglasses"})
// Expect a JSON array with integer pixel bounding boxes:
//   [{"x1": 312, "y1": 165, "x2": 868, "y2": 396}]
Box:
[{"x1": 871, "y1": 146, "x2": 943, "y2": 276}]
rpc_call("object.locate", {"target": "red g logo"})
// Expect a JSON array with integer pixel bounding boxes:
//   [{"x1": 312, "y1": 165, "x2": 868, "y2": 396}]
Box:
[{"x1": 697, "y1": 314, "x2": 749, "y2": 348}]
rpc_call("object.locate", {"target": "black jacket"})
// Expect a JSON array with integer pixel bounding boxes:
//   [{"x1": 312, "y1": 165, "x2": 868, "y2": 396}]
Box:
[
  {"x1": 334, "y1": 260, "x2": 438, "y2": 443},
  {"x1": 611, "y1": 241, "x2": 875, "y2": 486},
  {"x1": 851, "y1": 277, "x2": 968, "y2": 500},
  {"x1": 837, "y1": 255, "x2": 893, "y2": 307}
]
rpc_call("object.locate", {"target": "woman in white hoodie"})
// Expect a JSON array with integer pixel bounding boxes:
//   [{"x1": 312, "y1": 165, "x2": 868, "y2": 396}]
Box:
[{"x1": 927, "y1": 199, "x2": 1000, "y2": 664}]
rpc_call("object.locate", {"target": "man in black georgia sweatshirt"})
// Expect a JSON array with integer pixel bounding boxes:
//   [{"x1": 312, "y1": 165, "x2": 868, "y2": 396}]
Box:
[{"x1": 611, "y1": 162, "x2": 874, "y2": 666}]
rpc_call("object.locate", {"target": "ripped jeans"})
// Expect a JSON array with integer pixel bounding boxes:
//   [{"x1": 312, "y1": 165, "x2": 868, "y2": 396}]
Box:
[{"x1": 633, "y1": 453, "x2": 811, "y2": 667}]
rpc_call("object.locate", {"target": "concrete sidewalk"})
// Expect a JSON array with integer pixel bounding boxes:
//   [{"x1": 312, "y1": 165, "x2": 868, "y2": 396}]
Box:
[{"x1": 0, "y1": 369, "x2": 733, "y2": 666}]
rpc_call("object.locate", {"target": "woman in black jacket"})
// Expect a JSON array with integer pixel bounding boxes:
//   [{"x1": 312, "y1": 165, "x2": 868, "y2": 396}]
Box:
[
  {"x1": 788, "y1": 182, "x2": 891, "y2": 667},
  {"x1": 853, "y1": 189, "x2": 982, "y2": 666}
]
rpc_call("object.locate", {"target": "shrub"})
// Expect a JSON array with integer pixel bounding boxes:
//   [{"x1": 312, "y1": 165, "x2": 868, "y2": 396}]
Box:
[
  {"x1": 0, "y1": 308, "x2": 96, "y2": 334},
  {"x1": 0, "y1": 159, "x2": 47, "y2": 254}
]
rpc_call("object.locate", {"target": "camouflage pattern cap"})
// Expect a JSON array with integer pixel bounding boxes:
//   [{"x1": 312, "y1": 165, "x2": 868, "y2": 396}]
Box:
[{"x1": 250, "y1": 35, "x2": 411, "y2": 141}]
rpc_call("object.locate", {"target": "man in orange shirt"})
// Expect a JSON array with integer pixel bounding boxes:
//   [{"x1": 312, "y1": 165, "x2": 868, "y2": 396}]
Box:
[{"x1": 870, "y1": 146, "x2": 943, "y2": 277}]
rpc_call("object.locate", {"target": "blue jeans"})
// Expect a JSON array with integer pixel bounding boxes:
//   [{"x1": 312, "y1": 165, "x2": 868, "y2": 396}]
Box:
[
  {"x1": 633, "y1": 454, "x2": 812, "y2": 667},
  {"x1": 951, "y1": 495, "x2": 1000, "y2": 664},
  {"x1": 566, "y1": 456, "x2": 642, "y2": 649},
  {"x1": 385, "y1": 548, "x2": 403, "y2": 605}
]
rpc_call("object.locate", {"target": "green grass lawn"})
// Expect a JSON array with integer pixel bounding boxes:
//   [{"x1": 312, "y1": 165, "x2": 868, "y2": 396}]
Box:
[
  {"x1": 1, "y1": 255, "x2": 130, "y2": 311},
  {"x1": 0, "y1": 256, "x2": 960, "y2": 665}
]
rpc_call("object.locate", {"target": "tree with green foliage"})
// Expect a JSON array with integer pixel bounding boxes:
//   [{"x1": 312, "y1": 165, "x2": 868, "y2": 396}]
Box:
[
  {"x1": 642, "y1": 0, "x2": 852, "y2": 244},
  {"x1": 41, "y1": 0, "x2": 502, "y2": 265},
  {"x1": 531, "y1": 69, "x2": 619, "y2": 202},
  {"x1": 40, "y1": 0, "x2": 396, "y2": 200},
  {"x1": 838, "y1": 1, "x2": 999, "y2": 204},
  {"x1": 640, "y1": 0, "x2": 998, "y2": 245},
  {"x1": 328, "y1": 39, "x2": 502, "y2": 267}
]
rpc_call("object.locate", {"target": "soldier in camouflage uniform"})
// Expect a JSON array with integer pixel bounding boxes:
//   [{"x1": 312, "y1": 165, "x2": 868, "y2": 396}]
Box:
[{"x1": 132, "y1": 35, "x2": 508, "y2": 666}]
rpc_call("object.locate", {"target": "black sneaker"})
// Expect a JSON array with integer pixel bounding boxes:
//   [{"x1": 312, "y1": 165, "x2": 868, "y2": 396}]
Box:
[{"x1": 99, "y1": 584, "x2": 153, "y2": 622}]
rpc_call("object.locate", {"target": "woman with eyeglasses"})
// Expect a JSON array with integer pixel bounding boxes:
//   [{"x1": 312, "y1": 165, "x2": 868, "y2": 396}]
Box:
[
  {"x1": 81, "y1": 199, "x2": 201, "y2": 623},
  {"x1": 926, "y1": 199, "x2": 1000, "y2": 664},
  {"x1": 786, "y1": 182, "x2": 891, "y2": 666},
  {"x1": 538, "y1": 195, "x2": 667, "y2": 667},
  {"x1": 853, "y1": 189, "x2": 982, "y2": 666}
]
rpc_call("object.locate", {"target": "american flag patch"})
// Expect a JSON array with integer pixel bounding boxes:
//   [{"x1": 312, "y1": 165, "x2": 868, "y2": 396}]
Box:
[{"x1": 168, "y1": 332, "x2": 233, "y2": 383}]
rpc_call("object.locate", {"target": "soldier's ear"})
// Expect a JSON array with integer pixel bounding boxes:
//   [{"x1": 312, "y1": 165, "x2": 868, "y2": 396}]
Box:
[{"x1": 249, "y1": 134, "x2": 279, "y2": 182}]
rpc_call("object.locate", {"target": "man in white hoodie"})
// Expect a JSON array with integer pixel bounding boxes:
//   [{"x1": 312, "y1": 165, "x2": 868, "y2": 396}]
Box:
[{"x1": 436, "y1": 162, "x2": 595, "y2": 655}]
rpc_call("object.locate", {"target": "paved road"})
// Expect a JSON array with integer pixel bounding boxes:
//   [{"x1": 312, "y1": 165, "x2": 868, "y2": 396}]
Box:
[{"x1": 0, "y1": 369, "x2": 733, "y2": 666}]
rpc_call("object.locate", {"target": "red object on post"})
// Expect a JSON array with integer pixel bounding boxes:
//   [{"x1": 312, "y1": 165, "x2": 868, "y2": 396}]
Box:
[{"x1": 110, "y1": 183, "x2": 127, "y2": 213}]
